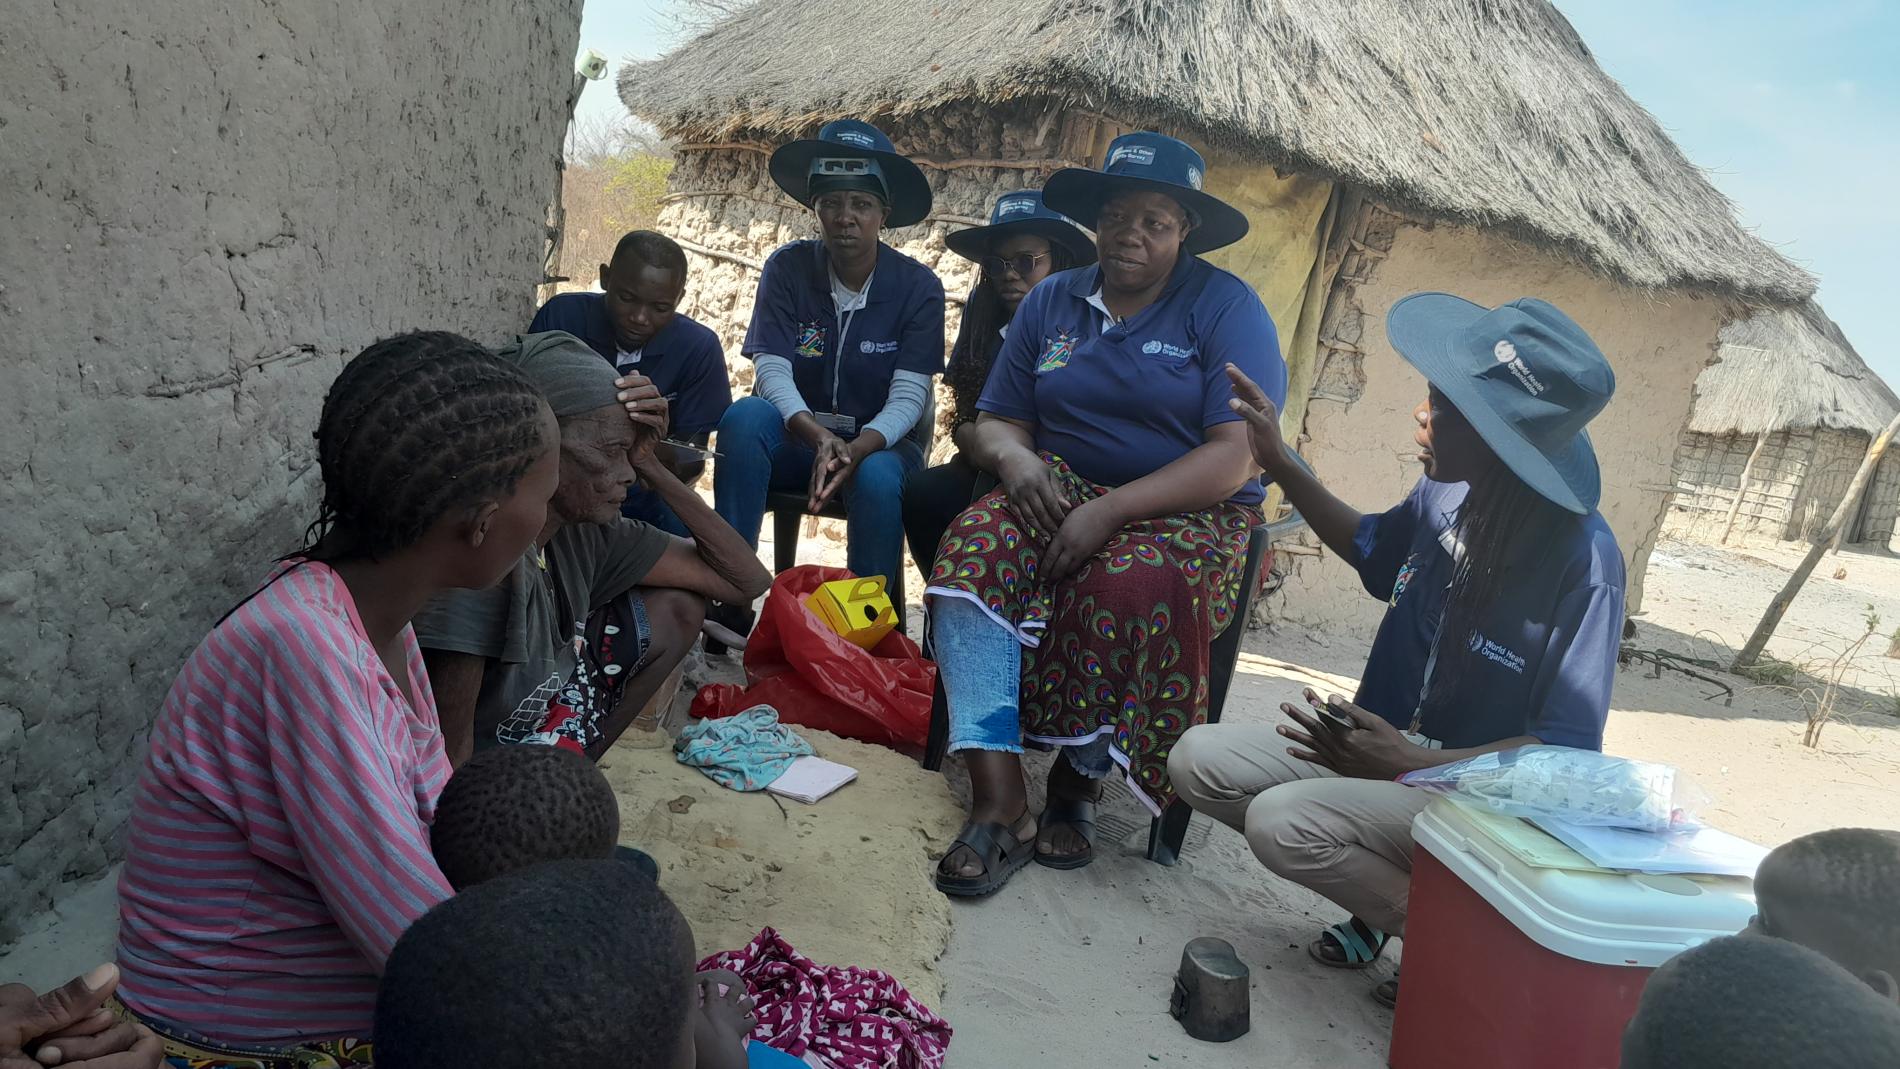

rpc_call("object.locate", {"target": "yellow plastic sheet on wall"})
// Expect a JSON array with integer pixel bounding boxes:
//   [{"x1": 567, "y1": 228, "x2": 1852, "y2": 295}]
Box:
[{"x1": 1200, "y1": 164, "x2": 1339, "y2": 515}]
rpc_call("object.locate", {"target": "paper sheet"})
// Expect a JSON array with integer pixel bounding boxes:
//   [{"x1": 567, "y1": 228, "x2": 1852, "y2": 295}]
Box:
[
  {"x1": 766, "y1": 755, "x2": 858, "y2": 804},
  {"x1": 1533, "y1": 819, "x2": 1767, "y2": 877}
]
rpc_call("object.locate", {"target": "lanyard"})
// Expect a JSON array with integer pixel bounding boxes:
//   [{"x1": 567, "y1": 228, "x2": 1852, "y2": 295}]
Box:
[
  {"x1": 1411, "y1": 620, "x2": 1442, "y2": 735},
  {"x1": 832, "y1": 303, "x2": 858, "y2": 414},
  {"x1": 1411, "y1": 525, "x2": 1466, "y2": 737}
]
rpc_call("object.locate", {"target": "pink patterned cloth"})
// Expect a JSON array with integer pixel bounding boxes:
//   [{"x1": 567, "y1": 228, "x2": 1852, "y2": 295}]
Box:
[{"x1": 699, "y1": 928, "x2": 952, "y2": 1069}]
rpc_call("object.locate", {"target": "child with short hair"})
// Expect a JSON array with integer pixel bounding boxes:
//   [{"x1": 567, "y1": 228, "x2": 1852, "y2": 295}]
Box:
[
  {"x1": 375, "y1": 858, "x2": 698, "y2": 1069},
  {"x1": 1621, "y1": 934, "x2": 1900, "y2": 1067},
  {"x1": 1751, "y1": 827, "x2": 1900, "y2": 1002},
  {"x1": 425, "y1": 747, "x2": 797, "y2": 1069},
  {"x1": 428, "y1": 744, "x2": 649, "y2": 887}
]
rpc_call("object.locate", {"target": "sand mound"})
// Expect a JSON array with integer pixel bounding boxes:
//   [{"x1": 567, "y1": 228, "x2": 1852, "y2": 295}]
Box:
[{"x1": 599, "y1": 728, "x2": 964, "y2": 1007}]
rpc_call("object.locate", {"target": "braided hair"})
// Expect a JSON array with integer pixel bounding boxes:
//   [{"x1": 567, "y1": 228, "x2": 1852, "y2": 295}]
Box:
[
  {"x1": 298, "y1": 331, "x2": 551, "y2": 563},
  {"x1": 946, "y1": 240, "x2": 1083, "y2": 427},
  {"x1": 1426, "y1": 392, "x2": 1571, "y2": 707}
]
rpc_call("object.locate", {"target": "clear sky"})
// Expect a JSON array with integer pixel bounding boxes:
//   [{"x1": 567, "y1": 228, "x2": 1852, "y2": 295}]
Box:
[{"x1": 571, "y1": 0, "x2": 1899, "y2": 389}]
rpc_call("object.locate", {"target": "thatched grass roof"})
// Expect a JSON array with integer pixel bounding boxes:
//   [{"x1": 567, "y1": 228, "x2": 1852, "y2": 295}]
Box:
[
  {"x1": 619, "y1": 0, "x2": 1811, "y2": 302},
  {"x1": 1688, "y1": 302, "x2": 1898, "y2": 437}
]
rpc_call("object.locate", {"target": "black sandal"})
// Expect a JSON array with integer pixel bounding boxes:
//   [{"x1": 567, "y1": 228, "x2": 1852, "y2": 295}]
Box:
[
  {"x1": 935, "y1": 820, "x2": 1036, "y2": 897},
  {"x1": 1372, "y1": 977, "x2": 1400, "y2": 1010},
  {"x1": 1035, "y1": 795, "x2": 1098, "y2": 870}
]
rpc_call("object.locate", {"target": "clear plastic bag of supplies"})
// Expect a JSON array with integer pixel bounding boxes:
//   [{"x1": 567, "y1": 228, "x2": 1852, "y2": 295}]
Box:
[{"x1": 1397, "y1": 746, "x2": 1707, "y2": 831}]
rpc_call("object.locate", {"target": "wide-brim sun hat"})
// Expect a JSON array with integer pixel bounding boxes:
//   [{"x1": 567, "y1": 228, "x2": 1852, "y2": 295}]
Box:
[
  {"x1": 1042, "y1": 131, "x2": 1249, "y2": 255},
  {"x1": 944, "y1": 189, "x2": 1097, "y2": 267},
  {"x1": 1385, "y1": 293, "x2": 1616, "y2": 514},
  {"x1": 768, "y1": 118, "x2": 934, "y2": 229}
]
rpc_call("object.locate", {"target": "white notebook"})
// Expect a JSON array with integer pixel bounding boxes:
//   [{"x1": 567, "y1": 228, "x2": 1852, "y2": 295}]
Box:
[
  {"x1": 766, "y1": 756, "x2": 859, "y2": 804},
  {"x1": 1533, "y1": 818, "x2": 1767, "y2": 877}
]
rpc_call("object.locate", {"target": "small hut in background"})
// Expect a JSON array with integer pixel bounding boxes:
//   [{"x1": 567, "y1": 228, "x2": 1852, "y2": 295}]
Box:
[
  {"x1": 618, "y1": 0, "x2": 1812, "y2": 627},
  {"x1": 1665, "y1": 303, "x2": 1900, "y2": 551}
]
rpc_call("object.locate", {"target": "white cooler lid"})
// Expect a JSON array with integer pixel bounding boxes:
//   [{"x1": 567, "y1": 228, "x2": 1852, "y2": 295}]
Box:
[{"x1": 1413, "y1": 800, "x2": 1757, "y2": 967}]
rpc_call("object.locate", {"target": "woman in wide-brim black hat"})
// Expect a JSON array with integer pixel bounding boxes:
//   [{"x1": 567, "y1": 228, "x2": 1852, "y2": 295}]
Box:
[
  {"x1": 922, "y1": 131, "x2": 1288, "y2": 898},
  {"x1": 901, "y1": 189, "x2": 1095, "y2": 576},
  {"x1": 708, "y1": 119, "x2": 945, "y2": 640}
]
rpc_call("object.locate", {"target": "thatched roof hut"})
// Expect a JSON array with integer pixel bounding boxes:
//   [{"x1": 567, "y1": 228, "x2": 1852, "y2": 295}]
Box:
[
  {"x1": 1667, "y1": 303, "x2": 1900, "y2": 550},
  {"x1": 620, "y1": 0, "x2": 1814, "y2": 621}
]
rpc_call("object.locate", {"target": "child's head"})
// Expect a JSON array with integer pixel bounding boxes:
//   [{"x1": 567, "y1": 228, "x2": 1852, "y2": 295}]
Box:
[
  {"x1": 376, "y1": 858, "x2": 698, "y2": 1069},
  {"x1": 1754, "y1": 827, "x2": 1900, "y2": 1001},
  {"x1": 1622, "y1": 934, "x2": 1900, "y2": 1068},
  {"x1": 431, "y1": 745, "x2": 620, "y2": 890}
]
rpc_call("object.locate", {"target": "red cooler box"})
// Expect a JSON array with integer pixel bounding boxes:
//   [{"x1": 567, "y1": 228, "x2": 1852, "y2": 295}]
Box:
[{"x1": 1389, "y1": 800, "x2": 1755, "y2": 1069}]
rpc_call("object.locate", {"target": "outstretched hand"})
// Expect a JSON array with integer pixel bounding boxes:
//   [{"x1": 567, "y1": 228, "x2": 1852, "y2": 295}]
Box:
[{"x1": 1225, "y1": 363, "x2": 1289, "y2": 477}]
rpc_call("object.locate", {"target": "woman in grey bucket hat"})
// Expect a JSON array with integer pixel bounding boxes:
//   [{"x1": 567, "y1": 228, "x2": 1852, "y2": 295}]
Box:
[{"x1": 1168, "y1": 294, "x2": 1629, "y2": 1011}]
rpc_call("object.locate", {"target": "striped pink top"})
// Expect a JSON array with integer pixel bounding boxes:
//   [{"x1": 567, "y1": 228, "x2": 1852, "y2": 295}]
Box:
[{"x1": 116, "y1": 561, "x2": 454, "y2": 1045}]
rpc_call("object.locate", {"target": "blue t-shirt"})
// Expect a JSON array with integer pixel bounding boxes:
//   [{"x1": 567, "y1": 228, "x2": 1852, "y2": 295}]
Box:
[
  {"x1": 528, "y1": 293, "x2": 733, "y2": 437},
  {"x1": 741, "y1": 240, "x2": 946, "y2": 432},
  {"x1": 1349, "y1": 477, "x2": 1626, "y2": 751},
  {"x1": 976, "y1": 256, "x2": 1286, "y2": 506}
]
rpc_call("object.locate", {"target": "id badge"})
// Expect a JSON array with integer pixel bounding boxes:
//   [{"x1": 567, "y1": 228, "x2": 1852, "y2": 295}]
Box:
[
  {"x1": 1402, "y1": 731, "x2": 1443, "y2": 750},
  {"x1": 814, "y1": 412, "x2": 857, "y2": 436}
]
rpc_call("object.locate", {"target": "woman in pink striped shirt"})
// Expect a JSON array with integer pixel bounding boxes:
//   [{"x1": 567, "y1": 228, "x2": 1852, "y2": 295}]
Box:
[{"x1": 114, "y1": 332, "x2": 561, "y2": 1065}]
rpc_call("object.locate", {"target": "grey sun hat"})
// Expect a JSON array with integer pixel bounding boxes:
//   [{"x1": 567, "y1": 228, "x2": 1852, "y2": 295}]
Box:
[{"x1": 1385, "y1": 293, "x2": 1615, "y2": 514}]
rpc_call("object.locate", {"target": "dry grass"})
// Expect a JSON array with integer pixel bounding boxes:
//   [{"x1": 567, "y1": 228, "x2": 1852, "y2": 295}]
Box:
[
  {"x1": 1688, "y1": 302, "x2": 1899, "y2": 438},
  {"x1": 619, "y1": 0, "x2": 1811, "y2": 302}
]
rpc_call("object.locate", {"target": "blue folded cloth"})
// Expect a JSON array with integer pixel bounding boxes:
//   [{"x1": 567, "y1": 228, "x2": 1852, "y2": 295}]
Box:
[{"x1": 675, "y1": 705, "x2": 814, "y2": 791}]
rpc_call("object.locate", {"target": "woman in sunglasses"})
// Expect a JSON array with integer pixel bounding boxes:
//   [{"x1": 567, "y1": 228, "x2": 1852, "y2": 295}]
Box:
[{"x1": 901, "y1": 190, "x2": 1096, "y2": 572}]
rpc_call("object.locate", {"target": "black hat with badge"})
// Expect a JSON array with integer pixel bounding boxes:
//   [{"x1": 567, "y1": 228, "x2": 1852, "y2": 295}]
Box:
[
  {"x1": 945, "y1": 189, "x2": 1097, "y2": 267},
  {"x1": 1042, "y1": 131, "x2": 1249, "y2": 254},
  {"x1": 768, "y1": 119, "x2": 934, "y2": 229}
]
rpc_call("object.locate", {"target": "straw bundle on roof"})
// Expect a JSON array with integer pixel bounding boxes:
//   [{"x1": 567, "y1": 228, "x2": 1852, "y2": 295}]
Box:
[
  {"x1": 1688, "y1": 303, "x2": 1899, "y2": 437},
  {"x1": 620, "y1": 0, "x2": 1811, "y2": 303}
]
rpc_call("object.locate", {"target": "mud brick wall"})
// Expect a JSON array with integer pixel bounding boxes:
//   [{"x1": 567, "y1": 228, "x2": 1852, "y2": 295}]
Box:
[{"x1": 0, "y1": 0, "x2": 582, "y2": 938}]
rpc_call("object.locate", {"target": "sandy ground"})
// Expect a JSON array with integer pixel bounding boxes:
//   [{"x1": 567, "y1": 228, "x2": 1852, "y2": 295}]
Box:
[
  {"x1": 600, "y1": 725, "x2": 964, "y2": 1008},
  {"x1": 4, "y1": 522, "x2": 1895, "y2": 1069}
]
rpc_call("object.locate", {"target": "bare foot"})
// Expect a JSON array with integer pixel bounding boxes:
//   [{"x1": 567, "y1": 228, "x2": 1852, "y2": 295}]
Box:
[{"x1": 692, "y1": 969, "x2": 757, "y2": 1069}]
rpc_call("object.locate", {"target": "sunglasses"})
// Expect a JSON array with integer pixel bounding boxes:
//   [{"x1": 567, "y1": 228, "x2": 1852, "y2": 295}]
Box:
[{"x1": 981, "y1": 252, "x2": 1050, "y2": 280}]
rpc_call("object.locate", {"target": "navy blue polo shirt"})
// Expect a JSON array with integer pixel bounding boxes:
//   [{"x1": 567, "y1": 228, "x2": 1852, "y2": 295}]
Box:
[
  {"x1": 977, "y1": 256, "x2": 1285, "y2": 506},
  {"x1": 1350, "y1": 477, "x2": 1626, "y2": 751},
  {"x1": 528, "y1": 293, "x2": 733, "y2": 437},
  {"x1": 741, "y1": 240, "x2": 946, "y2": 433}
]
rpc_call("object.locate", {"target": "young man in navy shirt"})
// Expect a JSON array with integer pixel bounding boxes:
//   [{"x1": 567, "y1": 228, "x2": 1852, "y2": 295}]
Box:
[
  {"x1": 1170, "y1": 294, "x2": 1627, "y2": 1010},
  {"x1": 530, "y1": 230, "x2": 733, "y2": 535}
]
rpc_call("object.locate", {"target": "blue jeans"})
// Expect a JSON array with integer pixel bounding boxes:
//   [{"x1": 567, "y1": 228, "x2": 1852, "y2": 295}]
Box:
[
  {"x1": 714, "y1": 395, "x2": 921, "y2": 595},
  {"x1": 932, "y1": 597, "x2": 1114, "y2": 778}
]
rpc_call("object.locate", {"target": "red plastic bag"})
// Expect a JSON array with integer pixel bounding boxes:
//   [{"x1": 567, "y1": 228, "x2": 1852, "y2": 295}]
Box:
[{"x1": 690, "y1": 566, "x2": 936, "y2": 749}]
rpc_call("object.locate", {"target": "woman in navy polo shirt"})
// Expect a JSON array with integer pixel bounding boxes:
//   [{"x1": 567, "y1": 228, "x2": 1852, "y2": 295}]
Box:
[
  {"x1": 901, "y1": 190, "x2": 1096, "y2": 573},
  {"x1": 1170, "y1": 295, "x2": 1626, "y2": 1008},
  {"x1": 713, "y1": 120, "x2": 945, "y2": 607},
  {"x1": 925, "y1": 132, "x2": 1287, "y2": 897}
]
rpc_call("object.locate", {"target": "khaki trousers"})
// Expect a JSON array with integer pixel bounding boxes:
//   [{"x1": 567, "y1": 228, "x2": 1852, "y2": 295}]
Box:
[{"x1": 1168, "y1": 722, "x2": 1432, "y2": 935}]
